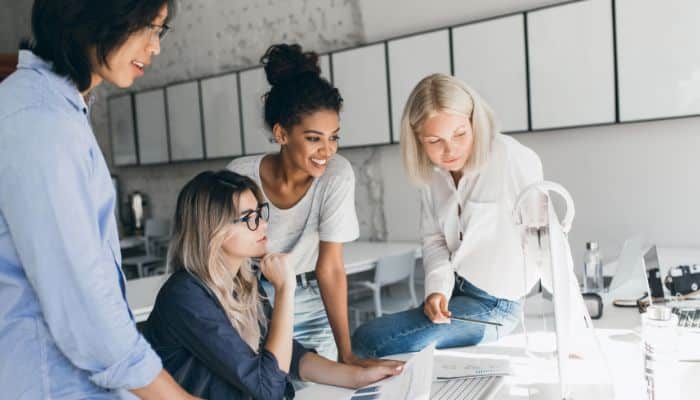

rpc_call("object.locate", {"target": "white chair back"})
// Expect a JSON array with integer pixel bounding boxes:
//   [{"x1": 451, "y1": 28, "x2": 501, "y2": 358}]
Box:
[
  {"x1": 144, "y1": 218, "x2": 171, "y2": 238},
  {"x1": 374, "y1": 251, "x2": 416, "y2": 286},
  {"x1": 144, "y1": 218, "x2": 171, "y2": 257}
]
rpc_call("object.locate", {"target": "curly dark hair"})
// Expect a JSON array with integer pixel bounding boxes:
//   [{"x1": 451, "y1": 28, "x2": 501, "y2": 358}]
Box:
[{"x1": 261, "y1": 43, "x2": 343, "y2": 131}]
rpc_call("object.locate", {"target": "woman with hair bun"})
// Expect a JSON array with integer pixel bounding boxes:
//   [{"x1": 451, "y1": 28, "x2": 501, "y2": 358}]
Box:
[{"x1": 227, "y1": 43, "x2": 400, "y2": 370}]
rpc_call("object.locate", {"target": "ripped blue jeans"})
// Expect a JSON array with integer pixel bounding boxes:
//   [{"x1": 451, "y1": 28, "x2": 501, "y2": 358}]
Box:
[{"x1": 351, "y1": 276, "x2": 522, "y2": 357}]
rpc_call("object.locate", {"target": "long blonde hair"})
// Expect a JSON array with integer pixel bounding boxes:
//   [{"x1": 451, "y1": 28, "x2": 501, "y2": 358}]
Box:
[
  {"x1": 168, "y1": 170, "x2": 267, "y2": 351},
  {"x1": 400, "y1": 73, "x2": 499, "y2": 185}
]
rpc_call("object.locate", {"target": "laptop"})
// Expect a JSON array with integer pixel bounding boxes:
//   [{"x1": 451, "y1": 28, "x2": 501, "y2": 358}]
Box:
[{"x1": 349, "y1": 344, "x2": 505, "y2": 400}]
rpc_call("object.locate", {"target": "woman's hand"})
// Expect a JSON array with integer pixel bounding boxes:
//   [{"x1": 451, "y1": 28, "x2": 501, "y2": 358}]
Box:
[
  {"x1": 342, "y1": 353, "x2": 404, "y2": 370},
  {"x1": 299, "y1": 351, "x2": 403, "y2": 390},
  {"x1": 351, "y1": 363, "x2": 404, "y2": 389},
  {"x1": 423, "y1": 293, "x2": 451, "y2": 324},
  {"x1": 260, "y1": 253, "x2": 294, "y2": 291}
]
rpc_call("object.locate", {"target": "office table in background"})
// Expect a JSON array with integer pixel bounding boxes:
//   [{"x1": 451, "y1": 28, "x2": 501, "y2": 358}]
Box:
[{"x1": 126, "y1": 240, "x2": 421, "y2": 323}]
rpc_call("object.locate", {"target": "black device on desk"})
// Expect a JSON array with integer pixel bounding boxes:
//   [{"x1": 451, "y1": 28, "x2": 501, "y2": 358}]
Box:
[{"x1": 664, "y1": 264, "x2": 700, "y2": 296}]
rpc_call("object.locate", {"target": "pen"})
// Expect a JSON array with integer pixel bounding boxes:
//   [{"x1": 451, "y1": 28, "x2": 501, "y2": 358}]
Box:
[{"x1": 450, "y1": 316, "x2": 503, "y2": 327}]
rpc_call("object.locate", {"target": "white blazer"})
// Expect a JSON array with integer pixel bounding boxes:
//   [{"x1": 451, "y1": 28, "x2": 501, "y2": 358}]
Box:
[{"x1": 421, "y1": 134, "x2": 544, "y2": 301}]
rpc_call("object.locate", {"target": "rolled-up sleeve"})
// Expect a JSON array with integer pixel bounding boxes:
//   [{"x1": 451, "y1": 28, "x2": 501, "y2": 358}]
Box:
[
  {"x1": 0, "y1": 114, "x2": 161, "y2": 390},
  {"x1": 159, "y1": 281, "x2": 305, "y2": 400},
  {"x1": 420, "y1": 188, "x2": 455, "y2": 302}
]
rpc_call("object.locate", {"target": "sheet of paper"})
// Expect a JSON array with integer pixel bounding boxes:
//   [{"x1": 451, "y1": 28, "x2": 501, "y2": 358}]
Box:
[{"x1": 350, "y1": 343, "x2": 435, "y2": 400}]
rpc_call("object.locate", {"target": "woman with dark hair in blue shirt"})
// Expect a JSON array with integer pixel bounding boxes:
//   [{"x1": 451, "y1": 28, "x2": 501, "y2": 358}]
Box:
[
  {"x1": 144, "y1": 170, "x2": 402, "y2": 400},
  {"x1": 0, "y1": 0, "x2": 197, "y2": 398}
]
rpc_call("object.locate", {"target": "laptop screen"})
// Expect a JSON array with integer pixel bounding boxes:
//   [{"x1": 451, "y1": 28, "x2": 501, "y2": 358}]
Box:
[{"x1": 642, "y1": 246, "x2": 664, "y2": 303}]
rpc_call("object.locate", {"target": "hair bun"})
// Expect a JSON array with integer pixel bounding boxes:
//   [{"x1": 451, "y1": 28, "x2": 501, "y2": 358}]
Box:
[{"x1": 261, "y1": 43, "x2": 321, "y2": 86}]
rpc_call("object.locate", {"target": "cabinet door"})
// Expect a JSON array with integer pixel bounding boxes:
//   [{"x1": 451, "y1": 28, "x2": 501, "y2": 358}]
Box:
[
  {"x1": 528, "y1": 0, "x2": 615, "y2": 130},
  {"x1": 108, "y1": 94, "x2": 138, "y2": 166},
  {"x1": 239, "y1": 67, "x2": 279, "y2": 155},
  {"x1": 453, "y1": 15, "x2": 529, "y2": 133},
  {"x1": 135, "y1": 89, "x2": 169, "y2": 164},
  {"x1": 617, "y1": 0, "x2": 700, "y2": 121},
  {"x1": 388, "y1": 30, "x2": 451, "y2": 141},
  {"x1": 332, "y1": 43, "x2": 391, "y2": 148},
  {"x1": 200, "y1": 73, "x2": 243, "y2": 159},
  {"x1": 166, "y1": 81, "x2": 204, "y2": 161}
]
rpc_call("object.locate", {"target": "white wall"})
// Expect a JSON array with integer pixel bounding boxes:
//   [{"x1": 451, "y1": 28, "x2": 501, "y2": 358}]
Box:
[
  {"x1": 357, "y1": 0, "x2": 569, "y2": 42},
  {"x1": 365, "y1": 0, "x2": 700, "y2": 270}
]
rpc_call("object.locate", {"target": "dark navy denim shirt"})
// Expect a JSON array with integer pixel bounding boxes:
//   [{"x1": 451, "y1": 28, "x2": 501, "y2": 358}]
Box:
[{"x1": 144, "y1": 270, "x2": 311, "y2": 400}]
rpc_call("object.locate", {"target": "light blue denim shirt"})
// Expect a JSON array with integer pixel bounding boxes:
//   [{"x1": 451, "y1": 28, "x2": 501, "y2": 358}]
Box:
[{"x1": 0, "y1": 51, "x2": 161, "y2": 398}]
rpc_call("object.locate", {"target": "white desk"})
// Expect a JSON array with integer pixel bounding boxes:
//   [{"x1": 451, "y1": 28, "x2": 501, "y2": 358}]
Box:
[
  {"x1": 120, "y1": 235, "x2": 145, "y2": 250},
  {"x1": 126, "y1": 274, "x2": 169, "y2": 322},
  {"x1": 126, "y1": 240, "x2": 421, "y2": 323},
  {"x1": 343, "y1": 241, "x2": 421, "y2": 274},
  {"x1": 297, "y1": 291, "x2": 699, "y2": 400}
]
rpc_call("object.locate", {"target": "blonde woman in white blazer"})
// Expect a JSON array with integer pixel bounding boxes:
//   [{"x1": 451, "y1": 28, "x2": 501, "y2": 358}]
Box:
[{"x1": 352, "y1": 74, "x2": 543, "y2": 357}]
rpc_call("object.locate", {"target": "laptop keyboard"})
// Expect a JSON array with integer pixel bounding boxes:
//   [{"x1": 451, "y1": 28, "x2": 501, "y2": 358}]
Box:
[{"x1": 431, "y1": 376, "x2": 503, "y2": 400}]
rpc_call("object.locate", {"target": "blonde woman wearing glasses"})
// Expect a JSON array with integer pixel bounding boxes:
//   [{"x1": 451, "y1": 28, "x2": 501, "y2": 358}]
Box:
[
  {"x1": 352, "y1": 73, "x2": 544, "y2": 357},
  {"x1": 144, "y1": 170, "x2": 402, "y2": 399}
]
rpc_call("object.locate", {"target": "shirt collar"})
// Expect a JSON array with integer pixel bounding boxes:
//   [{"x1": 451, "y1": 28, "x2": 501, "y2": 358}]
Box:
[
  {"x1": 433, "y1": 165, "x2": 475, "y2": 190},
  {"x1": 17, "y1": 50, "x2": 92, "y2": 114}
]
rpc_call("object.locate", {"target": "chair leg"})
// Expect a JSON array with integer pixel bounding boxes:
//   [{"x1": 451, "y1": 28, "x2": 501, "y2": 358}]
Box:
[
  {"x1": 137, "y1": 263, "x2": 144, "y2": 278},
  {"x1": 409, "y1": 271, "x2": 418, "y2": 307},
  {"x1": 373, "y1": 288, "x2": 382, "y2": 318}
]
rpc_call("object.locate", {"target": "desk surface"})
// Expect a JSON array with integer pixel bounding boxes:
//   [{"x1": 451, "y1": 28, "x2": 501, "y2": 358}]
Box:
[
  {"x1": 343, "y1": 241, "x2": 421, "y2": 274},
  {"x1": 126, "y1": 240, "x2": 421, "y2": 322},
  {"x1": 297, "y1": 291, "x2": 700, "y2": 400}
]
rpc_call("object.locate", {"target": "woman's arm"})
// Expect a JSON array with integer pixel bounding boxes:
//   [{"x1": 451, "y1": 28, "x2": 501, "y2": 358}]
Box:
[
  {"x1": 419, "y1": 188, "x2": 457, "y2": 323},
  {"x1": 130, "y1": 370, "x2": 200, "y2": 400},
  {"x1": 263, "y1": 285, "x2": 295, "y2": 372},
  {"x1": 260, "y1": 253, "x2": 296, "y2": 372},
  {"x1": 315, "y1": 242, "x2": 407, "y2": 368},
  {"x1": 298, "y1": 351, "x2": 403, "y2": 389},
  {"x1": 315, "y1": 241, "x2": 353, "y2": 361}
]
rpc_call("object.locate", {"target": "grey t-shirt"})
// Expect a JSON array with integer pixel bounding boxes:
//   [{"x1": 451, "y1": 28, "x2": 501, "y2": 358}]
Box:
[{"x1": 227, "y1": 154, "x2": 360, "y2": 274}]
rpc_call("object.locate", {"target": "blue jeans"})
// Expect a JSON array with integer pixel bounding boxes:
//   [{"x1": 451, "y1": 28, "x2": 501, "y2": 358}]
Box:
[
  {"x1": 260, "y1": 279, "x2": 337, "y2": 361},
  {"x1": 351, "y1": 277, "x2": 522, "y2": 358}
]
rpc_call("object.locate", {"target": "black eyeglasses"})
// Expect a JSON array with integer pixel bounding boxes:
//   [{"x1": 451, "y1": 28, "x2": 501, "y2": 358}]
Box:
[
  {"x1": 146, "y1": 23, "x2": 171, "y2": 42},
  {"x1": 236, "y1": 203, "x2": 269, "y2": 231}
]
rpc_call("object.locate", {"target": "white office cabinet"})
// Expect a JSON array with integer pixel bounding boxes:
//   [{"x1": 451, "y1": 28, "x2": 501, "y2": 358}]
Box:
[
  {"x1": 166, "y1": 82, "x2": 204, "y2": 161},
  {"x1": 332, "y1": 44, "x2": 391, "y2": 147},
  {"x1": 616, "y1": 0, "x2": 700, "y2": 121},
  {"x1": 388, "y1": 30, "x2": 451, "y2": 141},
  {"x1": 527, "y1": 0, "x2": 615, "y2": 129},
  {"x1": 108, "y1": 94, "x2": 138, "y2": 166},
  {"x1": 134, "y1": 89, "x2": 169, "y2": 164},
  {"x1": 200, "y1": 74, "x2": 243, "y2": 159},
  {"x1": 452, "y1": 15, "x2": 529, "y2": 133},
  {"x1": 239, "y1": 67, "x2": 279, "y2": 155}
]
